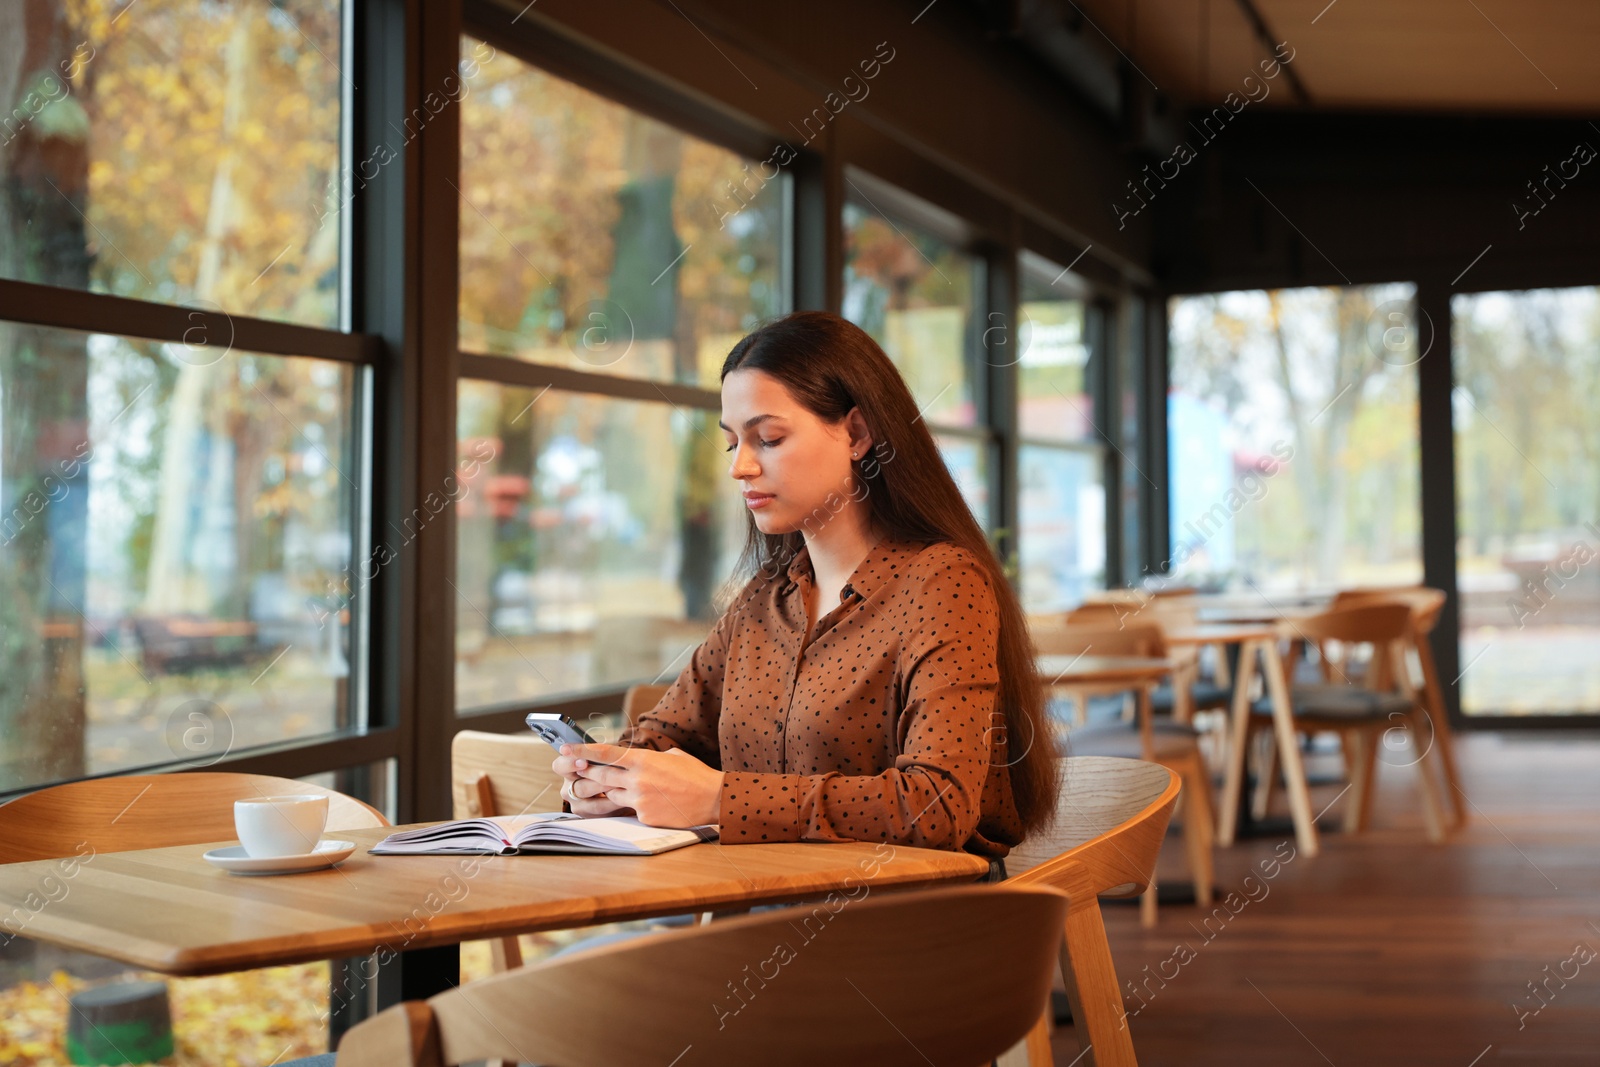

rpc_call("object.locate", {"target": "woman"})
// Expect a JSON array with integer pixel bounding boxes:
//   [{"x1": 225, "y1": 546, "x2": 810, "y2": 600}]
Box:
[{"x1": 554, "y1": 310, "x2": 1058, "y2": 861}]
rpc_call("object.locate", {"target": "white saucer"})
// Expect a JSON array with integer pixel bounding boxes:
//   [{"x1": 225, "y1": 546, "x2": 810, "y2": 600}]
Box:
[{"x1": 203, "y1": 839, "x2": 357, "y2": 876}]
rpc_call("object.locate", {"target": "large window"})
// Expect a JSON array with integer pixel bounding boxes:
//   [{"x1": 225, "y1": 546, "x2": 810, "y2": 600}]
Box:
[
  {"x1": 1, "y1": 0, "x2": 359, "y2": 795},
  {"x1": 1167, "y1": 284, "x2": 1422, "y2": 592},
  {"x1": 454, "y1": 38, "x2": 786, "y2": 712},
  {"x1": 1015, "y1": 253, "x2": 1104, "y2": 611},
  {"x1": 0, "y1": 325, "x2": 363, "y2": 791},
  {"x1": 841, "y1": 190, "x2": 989, "y2": 527},
  {"x1": 1453, "y1": 287, "x2": 1600, "y2": 717},
  {"x1": 0, "y1": 0, "x2": 344, "y2": 326},
  {"x1": 458, "y1": 42, "x2": 786, "y2": 388},
  {"x1": 454, "y1": 383, "x2": 745, "y2": 711}
]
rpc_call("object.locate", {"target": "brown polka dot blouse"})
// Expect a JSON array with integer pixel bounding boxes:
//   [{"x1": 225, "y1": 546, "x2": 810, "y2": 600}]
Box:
[{"x1": 617, "y1": 538, "x2": 1024, "y2": 859}]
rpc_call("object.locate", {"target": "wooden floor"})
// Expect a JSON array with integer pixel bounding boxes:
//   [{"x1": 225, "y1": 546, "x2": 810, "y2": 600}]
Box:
[{"x1": 1052, "y1": 732, "x2": 1600, "y2": 1066}]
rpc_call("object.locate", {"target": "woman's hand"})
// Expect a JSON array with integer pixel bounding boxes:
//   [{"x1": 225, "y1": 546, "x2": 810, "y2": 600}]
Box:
[{"x1": 552, "y1": 743, "x2": 723, "y2": 827}]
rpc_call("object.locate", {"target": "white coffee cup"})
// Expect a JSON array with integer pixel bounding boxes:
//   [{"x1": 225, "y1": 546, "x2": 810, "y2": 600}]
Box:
[{"x1": 235, "y1": 795, "x2": 329, "y2": 858}]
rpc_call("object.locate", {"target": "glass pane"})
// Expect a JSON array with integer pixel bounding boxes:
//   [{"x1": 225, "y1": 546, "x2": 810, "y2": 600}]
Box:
[
  {"x1": 1018, "y1": 266, "x2": 1092, "y2": 443},
  {"x1": 0, "y1": 323, "x2": 362, "y2": 793},
  {"x1": 458, "y1": 39, "x2": 786, "y2": 389},
  {"x1": 933, "y1": 434, "x2": 989, "y2": 533},
  {"x1": 842, "y1": 200, "x2": 977, "y2": 427},
  {"x1": 1453, "y1": 287, "x2": 1600, "y2": 716},
  {"x1": 1019, "y1": 446, "x2": 1105, "y2": 612},
  {"x1": 2, "y1": 1, "x2": 343, "y2": 326},
  {"x1": 455, "y1": 383, "x2": 745, "y2": 711},
  {"x1": 1167, "y1": 284, "x2": 1422, "y2": 591}
]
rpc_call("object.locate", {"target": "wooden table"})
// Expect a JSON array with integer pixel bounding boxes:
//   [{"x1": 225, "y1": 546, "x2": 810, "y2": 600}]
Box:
[
  {"x1": 1036, "y1": 654, "x2": 1177, "y2": 688},
  {"x1": 1164, "y1": 623, "x2": 1321, "y2": 856},
  {"x1": 0, "y1": 825, "x2": 990, "y2": 989},
  {"x1": 1191, "y1": 593, "x2": 1328, "y2": 625}
]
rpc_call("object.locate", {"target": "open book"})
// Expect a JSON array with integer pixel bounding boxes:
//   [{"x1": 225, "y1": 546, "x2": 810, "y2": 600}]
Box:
[{"x1": 368, "y1": 813, "x2": 718, "y2": 857}]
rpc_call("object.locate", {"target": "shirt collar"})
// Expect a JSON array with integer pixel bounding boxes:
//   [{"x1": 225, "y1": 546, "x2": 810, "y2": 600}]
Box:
[{"x1": 781, "y1": 537, "x2": 926, "y2": 605}]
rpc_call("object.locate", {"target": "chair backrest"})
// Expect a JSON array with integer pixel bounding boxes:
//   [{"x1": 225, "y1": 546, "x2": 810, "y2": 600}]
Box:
[
  {"x1": 620, "y1": 683, "x2": 669, "y2": 726},
  {"x1": 0, "y1": 773, "x2": 388, "y2": 863},
  {"x1": 1005, "y1": 757, "x2": 1180, "y2": 898},
  {"x1": 1295, "y1": 602, "x2": 1415, "y2": 645},
  {"x1": 1333, "y1": 586, "x2": 1447, "y2": 634},
  {"x1": 333, "y1": 883, "x2": 1070, "y2": 1067},
  {"x1": 451, "y1": 731, "x2": 566, "y2": 820}
]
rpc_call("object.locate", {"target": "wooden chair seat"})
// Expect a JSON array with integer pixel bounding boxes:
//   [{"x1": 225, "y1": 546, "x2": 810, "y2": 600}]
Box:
[
  {"x1": 333, "y1": 884, "x2": 1071, "y2": 1067},
  {"x1": 1251, "y1": 684, "x2": 1416, "y2": 721},
  {"x1": 1151, "y1": 678, "x2": 1232, "y2": 713},
  {"x1": 1064, "y1": 720, "x2": 1203, "y2": 759}
]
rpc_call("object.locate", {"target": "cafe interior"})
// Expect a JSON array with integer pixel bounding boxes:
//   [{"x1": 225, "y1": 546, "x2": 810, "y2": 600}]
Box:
[{"x1": 2, "y1": 0, "x2": 1598, "y2": 1064}]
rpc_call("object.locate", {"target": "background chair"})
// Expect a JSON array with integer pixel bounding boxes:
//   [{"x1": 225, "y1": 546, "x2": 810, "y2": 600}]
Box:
[
  {"x1": 1034, "y1": 620, "x2": 1215, "y2": 927},
  {"x1": 1331, "y1": 586, "x2": 1466, "y2": 827},
  {"x1": 1247, "y1": 602, "x2": 1449, "y2": 841},
  {"x1": 999, "y1": 756, "x2": 1182, "y2": 1067},
  {"x1": 450, "y1": 730, "x2": 569, "y2": 983},
  {"x1": 331, "y1": 883, "x2": 1070, "y2": 1067},
  {"x1": 621, "y1": 682, "x2": 668, "y2": 726},
  {"x1": 0, "y1": 772, "x2": 387, "y2": 863},
  {"x1": 450, "y1": 688, "x2": 675, "y2": 999}
]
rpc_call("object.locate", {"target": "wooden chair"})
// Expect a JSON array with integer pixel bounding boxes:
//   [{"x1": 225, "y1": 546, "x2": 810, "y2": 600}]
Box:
[
  {"x1": 451, "y1": 689, "x2": 670, "y2": 1000},
  {"x1": 450, "y1": 730, "x2": 568, "y2": 982},
  {"x1": 0, "y1": 772, "x2": 387, "y2": 863},
  {"x1": 1036, "y1": 613, "x2": 1169, "y2": 724},
  {"x1": 1331, "y1": 586, "x2": 1466, "y2": 827},
  {"x1": 1246, "y1": 602, "x2": 1449, "y2": 842},
  {"x1": 998, "y1": 756, "x2": 1182, "y2": 1067},
  {"x1": 1032, "y1": 622, "x2": 1214, "y2": 927},
  {"x1": 621, "y1": 683, "x2": 668, "y2": 725},
  {"x1": 332, "y1": 883, "x2": 1070, "y2": 1067},
  {"x1": 1065, "y1": 601, "x2": 1232, "y2": 726}
]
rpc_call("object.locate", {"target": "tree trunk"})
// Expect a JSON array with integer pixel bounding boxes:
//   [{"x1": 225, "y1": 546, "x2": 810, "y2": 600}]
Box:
[{"x1": 145, "y1": 9, "x2": 259, "y2": 615}]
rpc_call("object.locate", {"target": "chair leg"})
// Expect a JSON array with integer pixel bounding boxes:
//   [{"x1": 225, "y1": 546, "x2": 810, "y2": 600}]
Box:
[
  {"x1": 995, "y1": 1008, "x2": 1053, "y2": 1067},
  {"x1": 1414, "y1": 633, "x2": 1468, "y2": 827},
  {"x1": 1140, "y1": 884, "x2": 1158, "y2": 929},
  {"x1": 1250, "y1": 729, "x2": 1279, "y2": 821},
  {"x1": 1356, "y1": 726, "x2": 1382, "y2": 831},
  {"x1": 1340, "y1": 730, "x2": 1366, "y2": 833},
  {"x1": 1059, "y1": 905, "x2": 1140, "y2": 1067},
  {"x1": 1408, "y1": 710, "x2": 1448, "y2": 843},
  {"x1": 1432, "y1": 716, "x2": 1469, "y2": 828},
  {"x1": 1178, "y1": 754, "x2": 1215, "y2": 908},
  {"x1": 1217, "y1": 650, "x2": 1261, "y2": 847}
]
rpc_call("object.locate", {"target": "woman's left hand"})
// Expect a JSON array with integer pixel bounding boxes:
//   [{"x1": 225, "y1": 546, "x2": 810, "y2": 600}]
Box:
[{"x1": 559, "y1": 743, "x2": 723, "y2": 827}]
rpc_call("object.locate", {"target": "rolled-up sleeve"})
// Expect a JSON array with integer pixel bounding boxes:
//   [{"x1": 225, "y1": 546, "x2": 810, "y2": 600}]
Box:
[{"x1": 718, "y1": 555, "x2": 1001, "y2": 851}]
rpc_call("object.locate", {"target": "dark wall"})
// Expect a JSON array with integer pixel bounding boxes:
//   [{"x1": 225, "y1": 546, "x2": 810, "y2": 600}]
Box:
[{"x1": 1154, "y1": 111, "x2": 1600, "y2": 293}]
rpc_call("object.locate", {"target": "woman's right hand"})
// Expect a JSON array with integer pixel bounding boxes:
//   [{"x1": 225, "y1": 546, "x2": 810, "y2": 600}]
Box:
[{"x1": 551, "y1": 751, "x2": 634, "y2": 817}]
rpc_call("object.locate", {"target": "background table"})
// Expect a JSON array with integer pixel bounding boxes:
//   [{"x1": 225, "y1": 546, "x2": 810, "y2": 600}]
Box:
[
  {"x1": 0, "y1": 825, "x2": 990, "y2": 993},
  {"x1": 1164, "y1": 622, "x2": 1322, "y2": 856}
]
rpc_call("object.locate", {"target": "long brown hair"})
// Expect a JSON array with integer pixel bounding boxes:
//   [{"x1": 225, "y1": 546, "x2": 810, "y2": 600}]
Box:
[{"x1": 720, "y1": 310, "x2": 1060, "y2": 836}]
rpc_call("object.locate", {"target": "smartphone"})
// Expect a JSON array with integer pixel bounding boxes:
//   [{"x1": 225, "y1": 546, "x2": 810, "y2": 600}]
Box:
[{"x1": 524, "y1": 712, "x2": 610, "y2": 765}]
